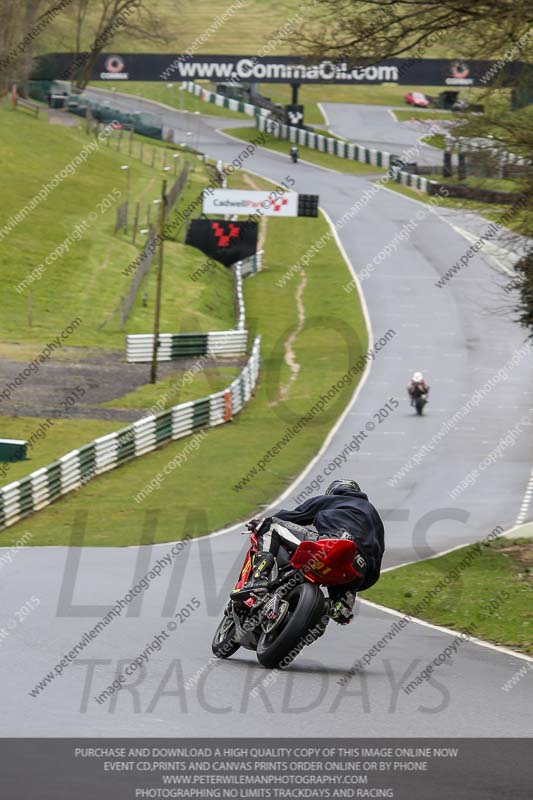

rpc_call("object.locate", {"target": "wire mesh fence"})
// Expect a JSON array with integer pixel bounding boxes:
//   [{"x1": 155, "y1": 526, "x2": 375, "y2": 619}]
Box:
[{"x1": 105, "y1": 165, "x2": 190, "y2": 329}]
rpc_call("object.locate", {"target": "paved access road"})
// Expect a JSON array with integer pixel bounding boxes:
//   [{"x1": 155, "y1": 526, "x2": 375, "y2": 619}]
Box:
[
  {"x1": 321, "y1": 102, "x2": 448, "y2": 165},
  {"x1": 1, "y1": 91, "x2": 532, "y2": 737}
]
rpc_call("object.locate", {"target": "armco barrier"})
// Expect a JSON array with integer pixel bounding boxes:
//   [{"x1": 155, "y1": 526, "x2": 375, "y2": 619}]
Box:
[
  {"x1": 0, "y1": 337, "x2": 261, "y2": 532},
  {"x1": 445, "y1": 135, "x2": 531, "y2": 167},
  {"x1": 238, "y1": 250, "x2": 262, "y2": 277},
  {"x1": 256, "y1": 115, "x2": 440, "y2": 195},
  {"x1": 256, "y1": 115, "x2": 399, "y2": 170},
  {"x1": 181, "y1": 81, "x2": 270, "y2": 119},
  {"x1": 391, "y1": 168, "x2": 440, "y2": 195},
  {"x1": 126, "y1": 330, "x2": 248, "y2": 361},
  {"x1": 125, "y1": 254, "x2": 262, "y2": 363}
]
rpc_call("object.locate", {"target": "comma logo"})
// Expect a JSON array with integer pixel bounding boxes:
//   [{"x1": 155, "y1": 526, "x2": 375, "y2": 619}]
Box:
[
  {"x1": 100, "y1": 55, "x2": 128, "y2": 80},
  {"x1": 450, "y1": 61, "x2": 469, "y2": 79},
  {"x1": 105, "y1": 55, "x2": 125, "y2": 73}
]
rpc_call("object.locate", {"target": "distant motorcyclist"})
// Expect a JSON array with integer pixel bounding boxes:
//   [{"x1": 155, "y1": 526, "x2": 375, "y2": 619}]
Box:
[
  {"x1": 407, "y1": 371, "x2": 429, "y2": 406},
  {"x1": 231, "y1": 479, "x2": 385, "y2": 625},
  {"x1": 290, "y1": 144, "x2": 299, "y2": 163}
]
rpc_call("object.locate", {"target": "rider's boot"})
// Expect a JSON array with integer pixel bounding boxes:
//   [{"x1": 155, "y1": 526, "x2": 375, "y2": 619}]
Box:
[
  {"x1": 328, "y1": 588, "x2": 356, "y2": 625},
  {"x1": 231, "y1": 552, "x2": 275, "y2": 600}
]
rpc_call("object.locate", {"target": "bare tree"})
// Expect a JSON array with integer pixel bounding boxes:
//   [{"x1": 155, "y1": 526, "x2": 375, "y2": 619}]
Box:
[
  {"x1": 295, "y1": 0, "x2": 533, "y2": 338},
  {"x1": 0, "y1": 0, "x2": 59, "y2": 93},
  {"x1": 0, "y1": 0, "x2": 177, "y2": 93},
  {"x1": 66, "y1": 0, "x2": 175, "y2": 89},
  {"x1": 295, "y1": 0, "x2": 533, "y2": 62},
  {"x1": 514, "y1": 253, "x2": 533, "y2": 339}
]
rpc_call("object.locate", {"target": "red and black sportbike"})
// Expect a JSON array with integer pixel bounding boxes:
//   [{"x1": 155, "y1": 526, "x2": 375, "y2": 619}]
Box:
[{"x1": 211, "y1": 525, "x2": 361, "y2": 669}]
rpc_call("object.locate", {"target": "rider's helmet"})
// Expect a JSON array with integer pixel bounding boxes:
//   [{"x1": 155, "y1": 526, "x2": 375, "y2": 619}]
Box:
[
  {"x1": 412, "y1": 371, "x2": 424, "y2": 383},
  {"x1": 325, "y1": 479, "x2": 361, "y2": 495}
]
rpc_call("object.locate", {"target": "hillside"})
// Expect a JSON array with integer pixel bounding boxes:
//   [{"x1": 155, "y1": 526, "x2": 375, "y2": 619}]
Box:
[{"x1": 0, "y1": 103, "x2": 235, "y2": 349}]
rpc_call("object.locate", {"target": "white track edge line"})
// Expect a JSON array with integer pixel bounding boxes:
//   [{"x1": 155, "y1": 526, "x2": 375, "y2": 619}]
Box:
[
  {"x1": 515, "y1": 463, "x2": 533, "y2": 525},
  {"x1": 82, "y1": 83, "x2": 242, "y2": 121},
  {"x1": 316, "y1": 102, "x2": 329, "y2": 126},
  {"x1": 216, "y1": 128, "x2": 347, "y2": 175},
  {"x1": 202, "y1": 204, "x2": 374, "y2": 538},
  {"x1": 0, "y1": 133, "x2": 367, "y2": 554},
  {"x1": 359, "y1": 598, "x2": 533, "y2": 663},
  {"x1": 81, "y1": 97, "x2": 533, "y2": 663},
  {"x1": 380, "y1": 541, "x2": 482, "y2": 573}
]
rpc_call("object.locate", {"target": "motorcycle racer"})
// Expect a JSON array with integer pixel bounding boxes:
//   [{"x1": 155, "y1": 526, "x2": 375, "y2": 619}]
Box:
[
  {"x1": 231, "y1": 479, "x2": 385, "y2": 625},
  {"x1": 407, "y1": 371, "x2": 430, "y2": 407}
]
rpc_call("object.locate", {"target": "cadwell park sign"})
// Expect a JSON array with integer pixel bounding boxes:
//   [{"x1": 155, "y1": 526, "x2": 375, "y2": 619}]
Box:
[{"x1": 33, "y1": 53, "x2": 528, "y2": 87}]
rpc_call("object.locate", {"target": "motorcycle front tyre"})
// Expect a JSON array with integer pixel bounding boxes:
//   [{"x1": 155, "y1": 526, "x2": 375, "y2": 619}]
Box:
[{"x1": 212, "y1": 603, "x2": 240, "y2": 659}]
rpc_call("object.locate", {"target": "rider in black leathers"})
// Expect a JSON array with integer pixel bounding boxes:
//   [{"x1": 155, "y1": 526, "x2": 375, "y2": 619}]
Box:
[
  {"x1": 231, "y1": 479, "x2": 385, "y2": 624},
  {"x1": 407, "y1": 371, "x2": 430, "y2": 407}
]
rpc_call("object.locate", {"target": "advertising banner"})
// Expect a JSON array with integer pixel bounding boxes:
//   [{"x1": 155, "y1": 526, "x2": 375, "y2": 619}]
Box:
[
  {"x1": 35, "y1": 53, "x2": 528, "y2": 86},
  {"x1": 202, "y1": 189, "x2": 299, "y2": 217},
  {"x1": 185, "y1": 219, "x2": 258, "y2": 266}
]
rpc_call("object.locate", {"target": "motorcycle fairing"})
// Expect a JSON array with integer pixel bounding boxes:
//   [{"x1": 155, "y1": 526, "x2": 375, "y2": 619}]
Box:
[{"x1": 289, "y1": 538, "x2": 361, "y2": 586}]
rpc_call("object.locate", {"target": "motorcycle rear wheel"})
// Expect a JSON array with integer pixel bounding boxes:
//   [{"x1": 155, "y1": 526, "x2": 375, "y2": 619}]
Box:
[
  {"x1": 256, "y1": 583, "x2": 326, "y2": 669},
  {"x1": 212, "y1": 604, "x2": 240, "y2": 659}
]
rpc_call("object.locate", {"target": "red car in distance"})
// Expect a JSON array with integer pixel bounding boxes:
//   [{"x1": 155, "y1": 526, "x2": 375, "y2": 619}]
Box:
[{"x1": 404, "y1": 91, "x2": 430, "y2": 107}]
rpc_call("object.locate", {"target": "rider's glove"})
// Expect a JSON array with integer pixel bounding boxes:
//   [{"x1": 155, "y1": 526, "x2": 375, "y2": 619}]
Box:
[
  {"x1": 329, "y1": 591, "x2": 356, "y2": 625},
  {"x1": 245, "y1": 517, "x2": 271, "y2": 534}
]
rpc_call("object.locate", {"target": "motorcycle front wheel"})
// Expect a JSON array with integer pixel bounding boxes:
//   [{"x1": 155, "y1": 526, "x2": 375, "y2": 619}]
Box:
[
  {"x1": 256, "y1": 583, "x2": 327, "y2": 669},
  {"x1": 212, "y1": 603, "x2": 240, "y2": 659}
]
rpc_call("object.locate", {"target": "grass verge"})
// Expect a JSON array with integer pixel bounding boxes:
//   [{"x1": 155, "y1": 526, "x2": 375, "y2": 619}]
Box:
[
  {"x1": 0, "y1": 416, "x2": 117, "y2": 487},
  {"x1": 0, "y1": 105, "x2": 233, "y2": 348},
  {"x1": 384, "y1": 182, "x2": 531, "y2": 236},
  {"x1": 0, "y1": 208, "x2": 368, "y2": 546},
  {"x1": 102, "y1": 366, "x2": 241, "y2": 409},
  {"x1": 392, "y1": 109, "x2": 459, "y2": 123},
  {"x1": 223, "y1": 126, "x2": 385, "y2": 175},
  {"x1": 0, "y1": 361, "x2": 241, "y2": 488},
  {"x1": 90, "y1": 81, "x2": 249, "y2": 120},
  {"x1": 428, "y1": 174, "x2": 521, "y2": 193},
  {"x1": 421, "y1": 133, "x2": 446, "y2": 149},
  {"x1": 364, "y1": 538, "x2": 533, "y2": 654}
]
